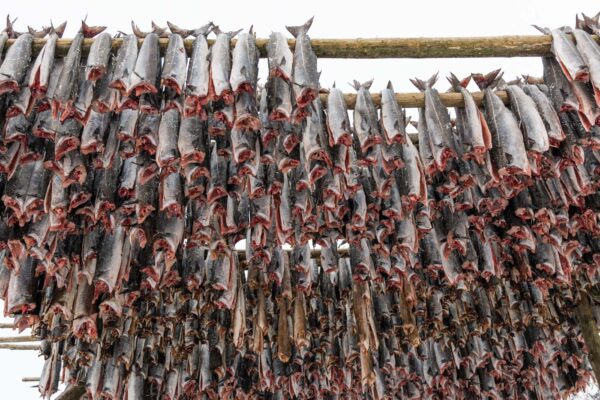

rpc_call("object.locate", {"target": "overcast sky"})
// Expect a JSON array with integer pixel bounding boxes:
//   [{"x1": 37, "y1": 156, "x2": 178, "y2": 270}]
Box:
[{"x1": 0, "y1": 0, "x2": 599, "y2": 398}]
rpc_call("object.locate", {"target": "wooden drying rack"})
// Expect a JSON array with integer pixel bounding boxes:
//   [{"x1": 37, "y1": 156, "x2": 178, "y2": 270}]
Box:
[{"x1": 3, "y1": 31, "x2": 600, "y2": 392}]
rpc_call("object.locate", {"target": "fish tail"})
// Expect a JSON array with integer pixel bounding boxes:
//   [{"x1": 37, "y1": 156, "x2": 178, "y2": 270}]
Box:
[
  {"x1": 191, "y1": 22, "x2": 214, "y2": 37},
  {"x1": 131, "y1": 21, "x2": 146, "y2": 38},
  {"x1": 349, "y1": 79, "x2": 373, "y2": 91},
  {"x1": 471, "y1": 69, "x2": 503, "y2": 90},
  {"x1": 532, "y1": 25, "x2": 550, "y2": 35},
  {"x1": 286, "y1": 17, "x2": 314, "y2": 38},
  {"x1": 167, "y1": 21, "x2": 194, "y2": 38},
  {"x1": 447, "y1": 73, "x2": 470, "y2": 91},
  {"x1": 81, "y1": 18, "x2": 106, "y2": 38},
  {"x1": 386, "y1": 81, "x2": 394, "y2": 91},
  {"x1": 51, "y1": 21, "x2": 67, "y2": 38}
]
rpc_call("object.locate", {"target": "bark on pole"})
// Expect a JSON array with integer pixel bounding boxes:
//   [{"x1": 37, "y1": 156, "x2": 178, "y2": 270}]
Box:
[
  {"x1": 7, "y1": 35, "x2": 567, "y2": 58},
  {"x1": 575, "y1": 292, "x2": 600, "y2": 384}
]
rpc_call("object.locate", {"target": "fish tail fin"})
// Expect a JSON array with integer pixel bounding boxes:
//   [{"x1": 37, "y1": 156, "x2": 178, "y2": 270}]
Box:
[
  {"x1": 410, "y1": 74, "x2": 437, "y2": 92},
  {"x1": 286, "y1": 17, "x2": 314, "y2": 38},
  {"x1": 151, "y1": 21, "x2": 167, "y2": 36},
  {"x1": 167, "y1": 21, "x2": 193, "y2": 38},
  {"x1": 228, "y1": 29, "x2": 242, "y2": 39},
  {"x1": 447, "y1": 73, "x2": 470, "y2": 91},
  {"x1": 532, "y1": 25, "x2": 550, "y2": 35},
  {"x1": 51, "y1": 21, "x2": 67, "y2": 38},
  {"x1": 4, "y1": 15, "x2": 17, "y2": 37},
  {"x1": 349, "y1": 79, "x2": 373, "y2": 91},
  {"x1": 131, "y1": 21, "x2": 146, "y2": 38},
  {"x1": 471, "y1": 69, "x2": 503, "y2": 90},
  {"x1": 583, "y1": 14, "x2": 600, "y2": 35},
  {"x1": 192, "y1": 22, "x2": 214, "y2": 38},
  {"x1": 81, "y1": 18, "x2": 106, "y2": 38},
  {"x1": 386, "y1": 81, "x2": 394, "y2": 91}
]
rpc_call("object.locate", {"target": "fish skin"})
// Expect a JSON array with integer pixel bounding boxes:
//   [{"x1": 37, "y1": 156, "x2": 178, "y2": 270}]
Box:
[
  {"x1": 506, "y1": 84, "x2": 550, "y2": 154},
  {"x1": 178, "y1": 114, "x2": 207, "y2": 167},
  {"x1": 286, "y1": 17, "x2": 319, "y2": 108},
  {"x1": 156, "y1": 108, "x2": 180, "y2": 171},
  {"x1": 80, "y1": 110, "x2": 111, "y2": 155},
  {"x1": 267, "y1": 31, "x2": 293, "y2": 81},
  {"x1": 379, "y1": 81, "x2": 407, "y2": 145},
  {"x1": 116, "y1": 108, "x2": 139, "y2": 143},
  {"x1": 0, "y1": 33, "x2": 33, "y2": 95},
  {"x1": 210, "y1": 28, "x2": 240, "y2": 104},
  {"x1": 230, "y1": 29, "x2": 259, "y2": 95},
  {"x1": 326, "y1": 86, "x2": 353, "y2": 146},
  {"x1": 522, "y1": 84, "x2": 566, "y2": 146},
  {"x1": 266, "y1": 76, "x2": 293, "y2": 122},
  {"x1": 184, "y1": 23, "x2": 213, "y2": 114},
  {"x1": 93, "y1": 223, "x2": 126, "y2": 299},
  {"x1": 110, "y1": 34, "x2": 138, "y2": 94},
  {"x1": 86, "y1": 32, "x2": 112, "y2": 82},
  {"x1": 7, "y1": 256, "x2": 36, "y2": 313},
  {"x1": 92, "y1": 56, "x2": 119, "y2": 113},
  {"x1": 234, "y1": 91, "x2": 261, "y2": 131},
  {"x1": 162, "y1": 33, "x2": 187, "y2": 95},
  {"x1": 549, "y1": 28, "x2": 589, "y2": 82},
  {"x1": 570, "y1": 79, "x2": 600, "y2": 130},
  {"x1": 541, "y1": 56, "x2": 579, "y2": 111},
  {"x1": 573, "y1": 29, "x2": 600, "y2": 104},
  {"x1": 128, "y1": 32, "x2": 160, "y2": 97},
  {"x1": 29, "y1": 30, "x2": 59, "y2": 98},
  {"x1": 352, "y1": 79, "x2": 382, "y2": 155},
  {"x1": 411, "y1": 74, "x2": 456, "y2": 171}
]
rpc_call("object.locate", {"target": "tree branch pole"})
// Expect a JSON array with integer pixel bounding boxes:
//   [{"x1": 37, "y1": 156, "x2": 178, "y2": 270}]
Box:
[
  {"x1": 0, "y1": 322, "x2": 15, "y2": 329},
  {"x1": 0, "y1": 335, "x2": 38, "y2": 343},
  {"x1": 0, "y1": 344, "x2": 39, "y2": 350},
  {"x1": 21, "y1": 377, "x2": 39, "y2": 382},
  {"x1": 7, "y1": 35, "x2": 567, "y2": 58},
  {"x1": 575, "y1": 292, "x2": 600, "y2": 385}
]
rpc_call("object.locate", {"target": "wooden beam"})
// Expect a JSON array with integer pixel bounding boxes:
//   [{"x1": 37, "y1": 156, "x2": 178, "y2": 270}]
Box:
[
  {"x1": 21, "y1": 377, "x2": 39, "y2": 382},
  {"x1": 575, "y1": 291, "x2": 600, "y2": 384},
  {"x1": 319, "y1": 90, "x2": 508, "y2": 109},
  {"x1": 6, "y1": 35, "x2": 567, "y2": 59},
  {"x1": 0, "y1": 344, "x2": 39, "y2": 350},
  {"x1": 0, "y1": 335, "x2": 38, "y2": 343},
  {"x1": 0, "y1": 323, "x2": 15, "y2": 329}
]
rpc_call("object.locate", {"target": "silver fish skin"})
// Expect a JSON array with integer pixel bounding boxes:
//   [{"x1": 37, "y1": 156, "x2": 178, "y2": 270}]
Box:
[
  {"x1": 118, "y1": 156, "x2": 138, "y2": 199},
  {"x1": 81, "y1": 110, "x2": 111, "y2": 155},
  {"x1": 156, "y1": 108, "x2": 181, "y2": 170},
  {"x1": 230, "y1": 29, "x2": 259, "y2": 94},
  {"x1": 53, "y1": 31, "x2": 84, "y2": 116},
  {"x1": 483, "y1": 88, "x2": 531, "y2": 177},
  {"x1": 326, "y1": 86, "x2": 353, "y2": 146},
  {"x1": 86, "y1": 32, "x2": 112, "y2": 82},
  {"x1": 266, "y1": 76, "x2": 292, "y2": 122},
  {"x1": 210, "y1": 28, "x2": 240, "y2": 104},
  {"x1": 447, "y1": 74, "x2": 491, "y2": 160},
  {"x1": 7, "y1": 256, "x2": 36, "y2": 313},
  {"x1": 522, "y1": 84, "x2": 566, "y2": 146},
  {"x1": 94, "y1": 224, "x2": 126, "y2": 296},
  {"x1": 352, "y1": 79, "x2": 382, "y2": 154},
  {"x1": 0, "y1": 31, "x2": 8, "y2": 64},
  {"x1": 129, "y1": 32, "x2": 160, "y2": 96},
  {"x1": 550, "y1": 28, "x2": 589, "y2": 82},
  {"x1": 286, "y1": 17, "x2": 318, "y2": 107},
  {"x1": 541, "y1": 56, "x2": 579, "y2": 111},
  {"x1": 0, "y1": 33, "x2": 33, "y2": 95},
  {"x1": 267, "y1": 31, "x2": 293, "y2": 81},
  {"x1": 162, "y1": 33, "x2": 187, "y2": 95},
  {"x1": 573, "y1": 29, "x2": 600, "y2": 103},
  {"x1": 178, "y1": 114, "x2": 207, "y2": 167},
  {"x1": 411, "y1": 74, "x2": 456, "y2": 171},
  {"x1": 379, "y1": 81, "x2": 406, "y2": 144},
  {"x1": 29, "y1": 31, "x2": 58, "y2": 98},
  {"x1": 185, "y1": 23, "x2": 213, "y2": 110},
  {"x1": 506, "y1": 84, "x2": 550, "y2": 154},
  {"x1": 416, "y1": 107, "x2": 435, "y2": 175},
  {"x1": 110, "y1": 34, "x2": 138, "y2": 94}
]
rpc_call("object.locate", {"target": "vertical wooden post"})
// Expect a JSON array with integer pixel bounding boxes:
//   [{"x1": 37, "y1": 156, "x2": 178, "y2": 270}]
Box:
[{"x1": 575, "y1": 292, "x2": 600, "y2": 384}]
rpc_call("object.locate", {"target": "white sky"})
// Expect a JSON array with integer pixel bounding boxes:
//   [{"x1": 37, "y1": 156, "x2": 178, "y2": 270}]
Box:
[{"x1": 0, "y1": 0, "x2": 599, "y2": 398}]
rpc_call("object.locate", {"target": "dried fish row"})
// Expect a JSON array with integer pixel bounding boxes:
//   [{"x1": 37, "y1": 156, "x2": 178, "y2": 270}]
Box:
[{"x1": 0, "y1": 14, "x2": 599, "y2": 400}]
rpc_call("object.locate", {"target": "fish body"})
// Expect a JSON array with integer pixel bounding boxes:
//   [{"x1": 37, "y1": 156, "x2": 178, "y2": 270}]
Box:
[
  {"x1": 286, "y1": 18, "x2": 319, "y2": 107},
  {"x1": 0, "y1": 33, "x2": 33, "y2": 95}
]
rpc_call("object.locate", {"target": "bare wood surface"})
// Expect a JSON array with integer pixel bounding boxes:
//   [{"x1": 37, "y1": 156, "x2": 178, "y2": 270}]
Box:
[
  {"x1": 0, "y1": 344, "x2": 39, "y2": 350},
  {"x1": 575, "y1": 292, "x2": 600, "y2": 384},
  {"x1": 319, "y1": 90, "x2": 508, "y2": 109},
  {"x1": 6, "y1": 35, "x2": 571, "y2": 59},
  {"x1": 21, "y1": 377, "x2": 40, "y2": 382},
  {"x1": 0, "y1": 335, "x2": 38, "y2": 343},
  {"x1": 0, "y1": 323, "x2": 15, "y2": 329}
]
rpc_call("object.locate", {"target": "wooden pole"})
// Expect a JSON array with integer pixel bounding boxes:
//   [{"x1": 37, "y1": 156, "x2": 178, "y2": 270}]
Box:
[
  {"x1": 0, "y1": 344, "x2": 39, "y2": 350},
  {"x1": 21, "y1": 377, "x2": 39, "y2": 382},
  {"x1": 6, "y1": 35, "x2": 570, "y2": 59},
  {"x1": 0, "y1": 336, "x2": 38, "y2": 343},
  {"x1": 319, "y1": 90, "x2": 508, "y2": 109},
  {"x1": 0, "y1": 323, "x2": 15, "y2": 329},
  {"x1": 575, "y1": 291, "x2": 600, "y2": 384}
]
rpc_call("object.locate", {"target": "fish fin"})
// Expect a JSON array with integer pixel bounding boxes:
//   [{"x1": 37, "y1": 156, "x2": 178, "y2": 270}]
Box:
[
  {"x1": 28, "y1": 26, "x2": 49, "y2": 38},
  {"x1": 471, "y1": 69, "x2": 502, "y2": 90},
  {"x1": 81, "y1": 19, "x2": 106, "y2": 38},
  {"x1": 228, "y1": 29, "x2": 242, "y2": 39},
  {"x1": 332, "y1": 81, "x2": 336, "y2": 89},
  {"x1": 583, "y1": 14, "x2": 600, "y2": 35},
  {"x1": 286, "y1": 17, "x2": 314, "y2": 38},
  {"x1": 4, "y1": 15, "x2": 18, "y2": 38},
  {"x1": 167, "y1": 21, "x2": 193, "y2": 38},
  {"x1": 151, "y1": 21, "x2": 167, "y2": 36},
  {"x1": 386, "y1": 81, "x2": 394, "y2": 91},
  {"x1": 350, "y1": 80, "x2": 361, "y2": 91},
  {"x1": 192, "y1": 22, "x2": 213, "y2": 37},
  {"x1": 131, "y1": 21, "x2": 147, "y2": 38},
  {"x1": 532, "y1": 25, "x2": 550, "y2": 35},
  {"x1": 409, "y1": 78, "x2": 427, "y2": 92},
  {"x1": 52, "y1": 21, "x2": 67, "y2": 38},
  {"x1": 249, "y1": 25, "x2": 254, "y2": 36},
  {"x1": 447, "y1": 73, "x2": 470, "y2": 91},
  {"x1": 212, "y1": 25, "x2": 223, "y2": 36}
]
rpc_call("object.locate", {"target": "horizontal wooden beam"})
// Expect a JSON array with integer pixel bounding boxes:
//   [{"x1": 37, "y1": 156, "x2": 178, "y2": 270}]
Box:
[
  {"x1": 321, "y1": 90, "x2": 509, "y2": 109},
  {"x1": 0, "y1": 344, "x2": 39, "y2": 350},
  {"x1": 21, "y1": 377, "x2": 39, "y2": 382},
  {"x1": 5, "y1": 35, "x2": 570, "y2": 59},
  {"x1": 0, "y1": 335, "x2": 38, "y2": 343},
  {"x1": 0, "y1": 323, "x2": 15, "y2": 329}
]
